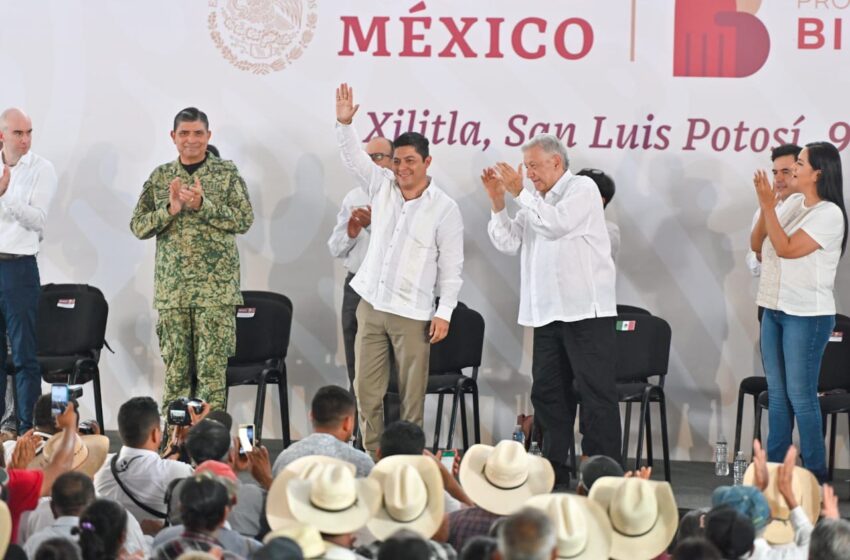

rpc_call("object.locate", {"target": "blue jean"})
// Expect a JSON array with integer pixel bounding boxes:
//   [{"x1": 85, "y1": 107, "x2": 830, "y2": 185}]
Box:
[
  {"x1": 760, "y1": 309, "x2": 833, "y2": 482},
  {"x1": 0, "y1": 256, "x2": 41, "y2": 432}
]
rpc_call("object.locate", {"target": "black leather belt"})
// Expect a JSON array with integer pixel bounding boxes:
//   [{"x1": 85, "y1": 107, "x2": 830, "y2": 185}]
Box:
[{"x1": 0, "y1": 253, "x2": 26, "y2": 261}]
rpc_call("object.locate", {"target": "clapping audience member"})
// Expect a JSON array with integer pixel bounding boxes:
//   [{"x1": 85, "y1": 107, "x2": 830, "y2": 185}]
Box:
[
  {"x1": 808, "y1": 519, "x2": 850, "y2": 560},
  {"x1": 704, "y1": 506, "x2": 755, "y2": 559}
]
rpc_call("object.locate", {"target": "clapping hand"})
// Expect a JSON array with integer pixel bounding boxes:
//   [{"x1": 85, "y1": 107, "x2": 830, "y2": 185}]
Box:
[
  {"x1": 752, "y1": 439, "x2": 769, "y2": 491},
  {"x1": 336, "y1": 83, "x2": 360, "y2": 125},
  {"x1": 347, "y1": 206, "x2": 372, "y2": 238},
  {"x1": 494, "y1": 162, "x2": 524, "y2": 197},
  {"x1": 776, "y1": 444, "x2": 799, "y2": 510},
  {"x1": 168, "y1": 178, "x2": 184, "y2": 215},
  {"x1": 179, "y1": 177, "x2": 204, "y2": 211},
  {"x1": 753, "y1": 170, "x2": 778, "y2": 210}
]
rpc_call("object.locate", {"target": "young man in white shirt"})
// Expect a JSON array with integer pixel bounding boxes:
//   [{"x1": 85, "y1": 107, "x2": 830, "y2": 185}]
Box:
[
  {"x1": 94, "y1": 396, "x2": 194, "y2": 529},
  {"x1": 0, "y1": 108, "x2": 57, "y2": 433},
  {"x1": 334, "y1": 84, "x2": 464, "y2": 458},
  {"x1": 483, "y1": 135, "x2": 621, "y2": 486}
]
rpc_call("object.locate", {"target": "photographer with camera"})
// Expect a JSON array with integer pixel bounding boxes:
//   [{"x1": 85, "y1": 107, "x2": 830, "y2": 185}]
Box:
[{"x1": 93, "y1": 397, "x2": 195, "y2": 532}]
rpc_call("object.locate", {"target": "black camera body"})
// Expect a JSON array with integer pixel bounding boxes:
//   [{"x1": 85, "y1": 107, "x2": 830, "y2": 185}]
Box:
[
  {"x1": 51, "y1": 384, "x2": 84, "y2": 416},
  {"x1": 167, "y1": 397, "x2": 204, "y2": 426}
]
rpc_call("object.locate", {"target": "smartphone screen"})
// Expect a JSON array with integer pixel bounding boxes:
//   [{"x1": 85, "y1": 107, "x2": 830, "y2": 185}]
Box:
[
  {"x1": 51, "y1": 385, "x2": 68, "y2": 416},
  {"x1": 440, "y1": 450, "x2": 456, "y2": 472},
  {"x1": 238, "y1": 424, "x2": 255, "y2": 454}
]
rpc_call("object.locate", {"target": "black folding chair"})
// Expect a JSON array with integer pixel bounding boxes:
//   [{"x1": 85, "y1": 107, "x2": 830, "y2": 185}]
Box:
[
  {"x1": 614, "y1": 313, "x2": 673, "y2": 481},
  {"x1": 36, "y1": 284, "x2": 110, "y2": 430},
  {"x1": 225, "y1": 291, "x2": 293, "y2": 445},
  {"x1": 754, "y1": 314, "x2": 850, "y2": 480},
  {"x1": 616, "y1": 304, "x2": 652, "y2": 316},
  {"x1": 387, "y1": 305, "x2": 485, "y2": 452}
]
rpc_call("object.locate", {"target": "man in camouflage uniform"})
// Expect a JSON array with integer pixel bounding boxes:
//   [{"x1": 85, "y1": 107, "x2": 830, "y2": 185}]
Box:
[{"x1": 130, "y1": 107, "x2": 253, "y2": 411}]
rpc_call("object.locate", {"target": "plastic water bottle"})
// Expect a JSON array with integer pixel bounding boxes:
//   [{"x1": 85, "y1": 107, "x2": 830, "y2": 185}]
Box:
[
  {"x1": 715, "y1": 435, "x2": 729, "y2": 476},
  {"x1": 733, "y1": 451, "x2": 748, "y2": 486},
  {"x1": 512, "y1": 424, "x2": 526, "y2": 446},
  {"x1": 528, "y1": 441, "x2": 542, "y2": 456}
]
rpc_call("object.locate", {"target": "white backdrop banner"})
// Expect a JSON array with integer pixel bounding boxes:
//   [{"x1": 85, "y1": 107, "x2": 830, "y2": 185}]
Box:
[{"x1": 3, "y1": 0, "x2": 849, "y2": 463}]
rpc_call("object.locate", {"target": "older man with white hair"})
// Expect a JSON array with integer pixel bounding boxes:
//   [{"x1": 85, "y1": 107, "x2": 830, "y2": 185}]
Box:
[
  {"x1": 482, "y1": 134, "x2": 621, "y2": 487},
  {"x1": 0, "y1": 108, "x2": 57, "y2": 433}
]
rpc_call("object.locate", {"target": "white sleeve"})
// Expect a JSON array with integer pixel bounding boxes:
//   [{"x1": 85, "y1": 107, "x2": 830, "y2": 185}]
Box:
[
  {"x1": 515, "y1": 179, "x2": 599, "y2": 241},
  {"x1": 335, "y1": 123, "x2": 391, "y2": 198},
  {"x1": 487, "y1": 208, "x2": 524, "y2": 255},
  {"x1": 800, "y1": 203, "x2": 844, "y2": 251},
  {"x1": 434, "y1": 204, "x2": 464, "y2": 321},
  {"x1": 328, "y1": 191, "x2": 366, "y2": 259},
  {"x1": 1, "y1": 160, "x2": 57, "y2": 236}
]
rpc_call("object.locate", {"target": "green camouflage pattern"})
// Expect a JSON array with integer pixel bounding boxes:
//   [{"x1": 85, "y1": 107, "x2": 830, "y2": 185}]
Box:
[
  {"x1": 157, "y1": 305, "x2": 235, "y2": 411},
  {"x1": 130, "y1": 154, "x2": 254, "y2": 310}
]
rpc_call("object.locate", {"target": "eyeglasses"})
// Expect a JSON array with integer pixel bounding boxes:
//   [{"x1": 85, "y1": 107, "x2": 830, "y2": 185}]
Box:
[{"x1": 369, "y1": 153, "x2": 393, "y2": 162}]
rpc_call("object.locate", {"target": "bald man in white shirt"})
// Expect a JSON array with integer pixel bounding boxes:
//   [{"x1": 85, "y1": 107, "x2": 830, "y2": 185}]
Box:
[
  {"x1": 0, "y1": 108, "x2": 57, "y2": 433},
  {"x1": 483, "y1": 135, "x2": 621, "y2": 487}
]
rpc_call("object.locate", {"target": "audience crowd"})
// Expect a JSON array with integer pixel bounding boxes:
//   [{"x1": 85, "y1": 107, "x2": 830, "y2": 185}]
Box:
[{"x1": 1, "y1": 385, "x2": 848, "y2": 560}]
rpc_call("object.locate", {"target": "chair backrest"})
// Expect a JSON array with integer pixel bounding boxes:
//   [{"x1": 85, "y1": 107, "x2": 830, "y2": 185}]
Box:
[
  {"x1": 37, "y1": 284, "x2": 108, "y2": 357},
  {"x1": 613, "y1": 313, "x2": 672, "y2": 383},
  {"x1": 818, "y1": 315, "x2": 850, "y2": 392},
  {"x1": 616, "y1": 304, "x2": 652, "y2": 316},
  {"x1": 229, "y1": 290, "x2": 293, "y2": 366},
  {"x1": 429, "y1": 306, "x2": 485, "y2": 373}
]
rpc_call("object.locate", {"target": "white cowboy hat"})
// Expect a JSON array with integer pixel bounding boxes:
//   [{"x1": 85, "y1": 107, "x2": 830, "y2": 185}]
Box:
[
  {"x1": 42, "y1": 432, "x2": 109, "y2": 477},
  {"x1": 367, "y1": 455, "x2": 445, "y2": 540},
  {"x1": 459, "y1": 441, "x2": 555, "y2": 515},
  {"x1": 263, "y1": 523, "x2": 326, "y2": 558},
  {"x1": 588, "y1": 477, "x2": 678, "y2": 560},
  {"x1": 742, "y1": 462, "x2": 820, "y2": 544},
  {"x1": 526, "y1": 494, "x2": 613, "y2": 559},
  {"x1": 266, "y1": 455, "x2": 359, "y2": 531},
  {"x1": 286, "y1": 462, "x2": 380, "y2": 535}
]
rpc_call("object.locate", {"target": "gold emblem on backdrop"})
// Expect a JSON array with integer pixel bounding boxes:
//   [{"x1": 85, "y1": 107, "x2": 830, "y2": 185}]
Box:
[{"x1": 208, "y1": 0, "x2": 318, "y2": 74}]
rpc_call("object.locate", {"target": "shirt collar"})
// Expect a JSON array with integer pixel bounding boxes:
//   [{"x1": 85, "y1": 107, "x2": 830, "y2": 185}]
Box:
[
  {"x1": 2, "y1": 150, "x2": 34, "y2": 168},
  {"x1": 546, "y1": 170, "x2": 572, "y2": 198},
  {"x1": 53, "y1": 516, "x2": 80, "y2": 527},
  {"x1": 119, "y1": 446, "x2": 161, "y2": 459}
]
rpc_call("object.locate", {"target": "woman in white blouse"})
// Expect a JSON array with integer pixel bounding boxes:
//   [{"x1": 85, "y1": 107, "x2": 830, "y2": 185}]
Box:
[{"x1": 751, "y1": 141, "x2": 848, "y2": 482}]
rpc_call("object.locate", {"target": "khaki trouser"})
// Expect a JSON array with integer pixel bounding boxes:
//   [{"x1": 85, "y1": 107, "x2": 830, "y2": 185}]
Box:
[{"x1": 354, "y1": 300, "x2": 430, "y2": 457}]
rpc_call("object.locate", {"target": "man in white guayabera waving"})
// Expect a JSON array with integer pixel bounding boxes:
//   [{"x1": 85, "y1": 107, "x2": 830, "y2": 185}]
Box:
[{"x1": 334, "y1": 83, "x2": 464, "y2": 458}]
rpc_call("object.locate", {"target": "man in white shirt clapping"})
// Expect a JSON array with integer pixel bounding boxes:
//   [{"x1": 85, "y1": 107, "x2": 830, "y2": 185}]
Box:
[
  {"x1": 483, "y1": 135, "x2": 621, "y2": 487},
  {"x1": 0, "y1": 108, "x2": 57, "y2": 434},
  {"x1": 334, "y1": 84, "x2": 464, "y2": 458}
]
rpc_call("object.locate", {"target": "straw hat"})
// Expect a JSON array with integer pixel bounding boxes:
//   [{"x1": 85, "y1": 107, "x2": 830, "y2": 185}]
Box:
[
  {"x1": 267, "y1": 455, "x2": 357, "y2": 531},
  {"x1": 588, "y1": 477, "x2": 678, "y2": 560},
  {"x1": 459, "y1": 441, "x2": 555, "y2": 515},
  {"x1": 286, "y1": 463, "x2": 379, "y2": 535},
  {"x1": 42, "y1": 432, "x2": 109, "y2": 477},
  {"x1": 525, "y1": 494, "x2": 613, "y2": 559},
  {"x1": 263, "y1": 524, "x2": 326, "y2": 558},
  {"x1": 742, "y1": 462, "x2": 820, "y2": 544},
  {"x1": 367, "y1": 455, "x2": 444, "y2": 540}
]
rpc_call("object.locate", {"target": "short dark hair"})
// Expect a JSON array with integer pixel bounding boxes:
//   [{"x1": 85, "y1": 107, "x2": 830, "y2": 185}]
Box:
[
  {"x1": 311, "y1": 385, "x2": 355, "y2": 429},
  {"x1": 173, "y1": 107, "x2": 209, "y2": 132},
  {"x1": 380, "y1": 421, "x2": 425, "y2": 457},
  {"x1": 378, "y1": 529, "x2": 430, "y2": 560},
  {"x1": 704, "y1": 506, "x2": 754, "y2": 560},
  {"x1": 52, "y1": 472, "x2": 96, "y2": 517},
  {"x1": 117, "y1": 397, "x2": 160, "y2": 448},
  {"x1": 671, "y1": 537, "x2": 721, "y2": 560},
  {"x1": 179, "y1": 475, "x2": 230, "y2": 532},
  {"x1": 76, "y1": 499, "x2": 128, "y2": 560},
  {"x1": 186, "y1": 419, "x2": 231, "y2": 464},
  {"x1": 33, "y1": 394, "x2": 55, "y2": 432},
  {"x1": 578, "y1": 455, "x2": 624, "y2": 492},
  {"x1": 576, "y1": 168, "x2": 616, "y2": 208},
  {"x1": 460, "y1": 536, "x2": 498, "y2": 560},
  {"x1": 393, "y1": 132, "x2": 430, "y2": 160},
  {"x1": 770, "y1": 143, "x2": 802, "y2": 162},
  {"x1": 35, "y1": 537, "x2": 82, "y2": 560}
]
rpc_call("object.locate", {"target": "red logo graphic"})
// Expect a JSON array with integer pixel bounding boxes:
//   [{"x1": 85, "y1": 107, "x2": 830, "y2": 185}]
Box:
[{"x1": 673, "y1": 0, "x2": 770, "y2": 78}]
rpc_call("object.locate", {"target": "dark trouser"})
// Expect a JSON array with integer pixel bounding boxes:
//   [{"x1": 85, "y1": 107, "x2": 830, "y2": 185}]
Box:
[
  {"x1": 532, "y1": 317, "x2": 622, "y2": 471},
  {"x1": 0, "y1": 256, "x2": 41, "y2": 432}
]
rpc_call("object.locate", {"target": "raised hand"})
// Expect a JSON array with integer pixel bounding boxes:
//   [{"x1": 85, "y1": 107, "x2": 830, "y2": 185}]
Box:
[
  {"x1": 168, "y1": 178, "x2": 184, "y2": 215},
  {"x1": 335, "y1": 83, "x2": 360, "y2": 125},
  {"x1": 495, "y1": 162, "x2": 524, "y2": 197},
  {"x1": 752, "y1": 439, "x2": 769, "y2": 491},
  {"x1": 9, "y1": 429, "x2": 38, "y2": 469},
  {"x1": 776, "y1": 444, "x2": 799, "y2": 510},
  {"x1": 481, "y1": 168, "x2": 506, "y2": 212},
  {"x1": 822, "y1": 483, "x2": 839, "y2": 519},
  {"x1": 753, "y1": 169, "x2": 777, "y2": 210},
  {"x1": 0, "y1": 164, "x2": 10, "y2": 197}
]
